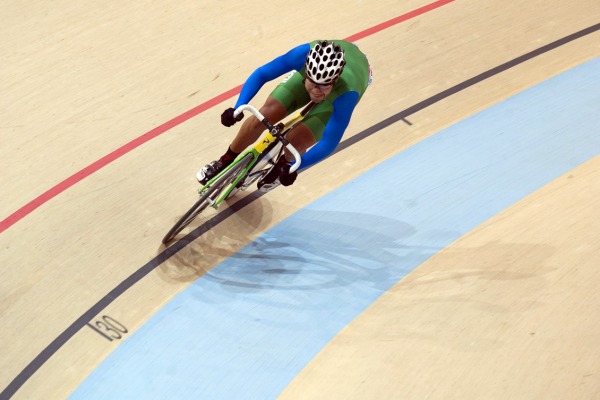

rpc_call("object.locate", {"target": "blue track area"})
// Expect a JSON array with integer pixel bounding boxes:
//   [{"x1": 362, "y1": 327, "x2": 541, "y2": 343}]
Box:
[{"x1": 71, "y1": 57, "x2": 600, "y2": 399}]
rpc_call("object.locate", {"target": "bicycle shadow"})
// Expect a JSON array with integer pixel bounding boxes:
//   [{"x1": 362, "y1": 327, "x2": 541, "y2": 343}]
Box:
[
  {"x1": 156, "y1": 191, "x2": 277, "y2": 283},
  {"x1": 192, "y1": 208, "x2": 431, "y2": 294}
]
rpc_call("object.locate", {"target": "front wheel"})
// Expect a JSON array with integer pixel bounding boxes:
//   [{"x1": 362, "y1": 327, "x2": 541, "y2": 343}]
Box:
[{"x1": 162, "y1": 154, "x2": 254, "y2": 244}]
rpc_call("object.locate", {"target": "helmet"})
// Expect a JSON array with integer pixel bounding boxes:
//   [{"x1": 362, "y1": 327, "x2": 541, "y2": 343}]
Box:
[{"x1": 305, "y1": 40, "x2": 346, "y2": 85}]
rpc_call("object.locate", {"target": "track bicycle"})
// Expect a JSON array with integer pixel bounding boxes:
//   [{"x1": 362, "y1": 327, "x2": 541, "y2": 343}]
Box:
[{"x1": 162, "y1": 101, "x2": 315, "y2": 244}]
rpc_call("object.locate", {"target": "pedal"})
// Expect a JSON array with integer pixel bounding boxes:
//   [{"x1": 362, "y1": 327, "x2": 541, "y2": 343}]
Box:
[
  {"x1": 257, "y1": 178, "x2": 281, "y2": 193},
  {"x1": 240, "y1": 170, "x2": 267, "y2": 190}
]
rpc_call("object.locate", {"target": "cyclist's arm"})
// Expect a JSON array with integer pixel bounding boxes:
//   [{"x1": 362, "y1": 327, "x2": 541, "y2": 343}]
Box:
[
  {"x1": 298, "y1": 91, "x2": 360, "y2": 170},
  {"x1": 234, "y1": 43, "x2": 310, "y2": 108}
]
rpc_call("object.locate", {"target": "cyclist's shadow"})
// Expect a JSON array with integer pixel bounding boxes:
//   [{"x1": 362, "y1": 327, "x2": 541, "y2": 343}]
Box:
[{"x1": 196, "y1": 207, "x2": 439, "y2": 293}]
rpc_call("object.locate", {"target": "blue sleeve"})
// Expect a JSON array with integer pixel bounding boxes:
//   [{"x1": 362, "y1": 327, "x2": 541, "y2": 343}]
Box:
[
  {"x1": 298, "y1": 91, "x2": 360, "y2": 170},
  {"x1": 234, "y1": 43, "x2": 310, "y2": 108}
]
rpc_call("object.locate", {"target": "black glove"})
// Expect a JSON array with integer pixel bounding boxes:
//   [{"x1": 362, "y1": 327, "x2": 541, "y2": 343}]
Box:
[
  {"x1": 221, "y1": 107, "x2": 244, "y2": 127},
  {"x1": 279, "y1": 163, "x2": 298, "y2": 187}
]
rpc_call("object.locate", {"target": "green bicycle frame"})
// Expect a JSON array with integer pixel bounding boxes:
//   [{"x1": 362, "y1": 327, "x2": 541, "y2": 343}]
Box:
[{"x1": 198, "y1": 109, "x2": 307, "y2": 209}]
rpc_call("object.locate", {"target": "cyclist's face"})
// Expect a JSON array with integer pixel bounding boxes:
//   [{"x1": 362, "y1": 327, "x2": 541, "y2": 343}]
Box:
[{"x1": 305, "y1": 77, "x2": 334, "y2": 103}]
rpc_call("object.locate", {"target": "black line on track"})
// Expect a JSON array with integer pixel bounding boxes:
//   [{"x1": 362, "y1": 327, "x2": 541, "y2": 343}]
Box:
[{"x1": 2, "y1": 22, "x2": 598, "y2": 400}]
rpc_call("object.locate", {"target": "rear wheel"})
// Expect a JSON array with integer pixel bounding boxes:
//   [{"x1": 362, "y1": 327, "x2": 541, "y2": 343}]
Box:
[{"x1": 162, "y1": 154, "x2": 254, "y2": 244}]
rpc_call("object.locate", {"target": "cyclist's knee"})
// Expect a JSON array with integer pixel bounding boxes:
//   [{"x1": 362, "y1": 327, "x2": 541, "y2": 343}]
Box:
[
  {"x1": 260, "y1": 97, "x2": 288, "y2": 123},
  {"x1": 286, "y1": 124, "x2": 317, "y2": 154}
]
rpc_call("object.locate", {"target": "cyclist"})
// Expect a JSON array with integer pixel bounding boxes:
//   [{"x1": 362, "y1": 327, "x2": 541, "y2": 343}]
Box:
[{"x1": 197, "y1": 39, "x2": 371, "y2": 191}]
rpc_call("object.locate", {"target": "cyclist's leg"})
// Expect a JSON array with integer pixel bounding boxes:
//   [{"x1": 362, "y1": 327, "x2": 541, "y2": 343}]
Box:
[
  {"x1": 258, "y1": 100, "x2": 333, "y2": 190},
  {"x1": 282, "y1": 99, "x2": 332, "y2": 161},
  {"x1": 230, "y1": 97, "x2": 287, "y2": 153},
  {"x1": 201, "y1": 71, "x2": 310, "y2": 185},
  {"x1": 230, "y1": 70, "x2": 310, "y2": 153}
]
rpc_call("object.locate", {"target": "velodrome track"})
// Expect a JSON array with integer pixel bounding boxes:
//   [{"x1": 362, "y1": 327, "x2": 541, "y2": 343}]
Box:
[{"x1": 1, "y1": 1, "x2": 599, "y2": 399}]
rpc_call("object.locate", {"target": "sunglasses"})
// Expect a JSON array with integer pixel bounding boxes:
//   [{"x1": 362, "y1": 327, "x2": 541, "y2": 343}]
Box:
[{"x1": 305, "y1": 77, "x2": 334, "y2": 90}]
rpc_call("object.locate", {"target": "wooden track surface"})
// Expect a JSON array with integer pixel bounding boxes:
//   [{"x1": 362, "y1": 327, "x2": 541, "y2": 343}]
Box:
[{"x1": 1, "y1": 0, "x2": 599, "y2": 398}]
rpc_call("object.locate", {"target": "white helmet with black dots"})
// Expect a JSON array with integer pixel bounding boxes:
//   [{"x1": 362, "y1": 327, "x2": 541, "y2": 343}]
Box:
[{"x1": 305, "y1": 40, "x2": 346, "y2": 85}]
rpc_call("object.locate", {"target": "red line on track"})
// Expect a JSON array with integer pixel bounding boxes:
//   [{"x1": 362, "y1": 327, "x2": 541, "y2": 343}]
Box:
[
  {"x1": 345, "y1": 0, "x2": 454, "y2": 42},
  {"x1": 0, "y1": 0, "x2": 454, "y2": 234}
]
